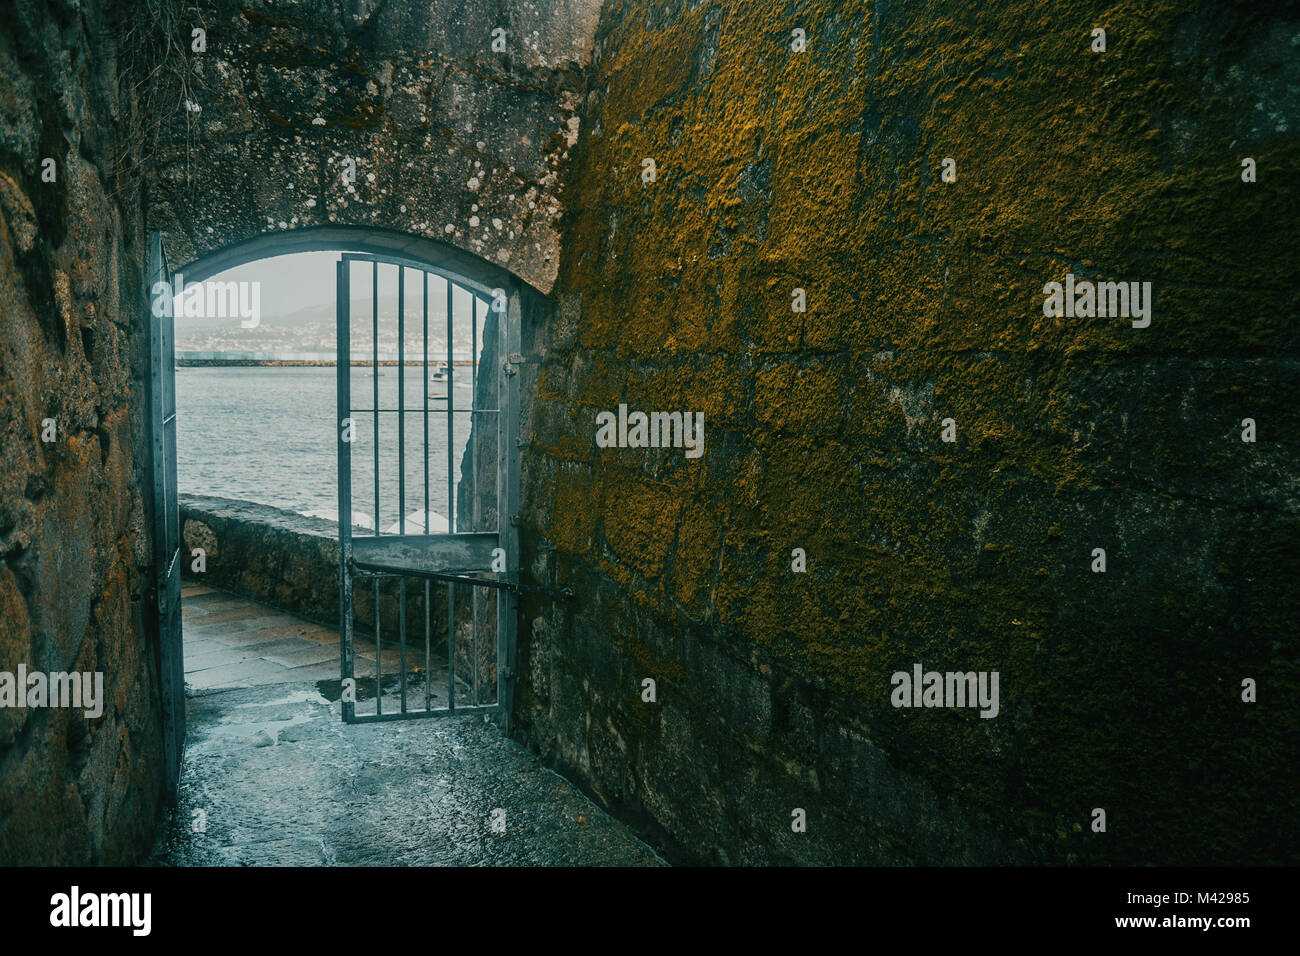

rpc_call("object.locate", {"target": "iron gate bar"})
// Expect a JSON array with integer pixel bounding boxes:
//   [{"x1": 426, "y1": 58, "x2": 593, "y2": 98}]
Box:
[
  {"x1": 499, "y1": 287, "x2": 522, "y2": 729},
  {"x1": 397, "y1": 265, "x2": 407, "y2": 712},
  {"x1": 338, "y1": 251, "x2": 500, "y2": 301},
  {"x1": 446, "y1": 279, "x2": 454, "y2": 533},
  {"x1": 336, "y1": 259, "x2": 355, "y2": 723},
  {"x1": 349, "y1": 530, "x2": 498, "y2": 571},
  {"x1": 496, "y1": 293, "x2": 506, "y2": 714},
  {"x1": 423, "y1": 271, "x2": 431, "y2": 711},
  {"x1": 372, "y1": 259, "x2": 382, "y2": 715},
  {"x1": 446, "y1": 277, "x2": 455, "y2": 712},
  {"x1": 338, "y1": 702, "x2": 503, "y2": 725},
  {"x1": 470, "y1": 296, "x2": 479, "y2": 706}
]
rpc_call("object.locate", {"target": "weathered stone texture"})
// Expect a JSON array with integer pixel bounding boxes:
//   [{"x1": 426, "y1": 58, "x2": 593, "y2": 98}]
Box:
[
  {"x1": 0, "y1": 0, "x2": 165, "y2": 863},
  {"x1": 149, "y1": 0, "x2": 604, "y2": 291},
  {"x1": 5, "y1": 0, "x2": 1296, "y2": 868},
  {"x1": 516, "y1": 0, "x2": 1300, "y2": 863}
]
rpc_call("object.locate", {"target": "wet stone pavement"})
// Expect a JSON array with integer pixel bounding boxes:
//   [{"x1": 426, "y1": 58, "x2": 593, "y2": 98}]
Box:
[{"x1": 148, "y1": 587, "x2": 662, "y2": 866}]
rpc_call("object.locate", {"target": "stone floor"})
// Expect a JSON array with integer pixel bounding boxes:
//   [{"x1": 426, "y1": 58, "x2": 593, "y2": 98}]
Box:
[
  {"x1": 177, "y1": 586, "x2": 342, "y2": 691},
  {"x1": 148, "y1": 585, "x2": 662, "y2": 866}
]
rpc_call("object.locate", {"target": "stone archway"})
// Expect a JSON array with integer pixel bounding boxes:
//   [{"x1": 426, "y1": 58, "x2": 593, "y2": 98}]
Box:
[
  {"x1": 165, "y1": 223, "x2": 545, "y2": 541},
  {"x1": 173, "y1": 224, "x2": 542, "y2": 299},
  {"x1": 160, "y1": 228, "x2": 534, "y2": 749},
  {"x1": 145, "y1": 0, "x2": 607, "y2": 295}
]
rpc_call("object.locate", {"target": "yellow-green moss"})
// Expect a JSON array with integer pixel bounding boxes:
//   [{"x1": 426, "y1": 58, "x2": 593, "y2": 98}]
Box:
[{"x1": 531, "y1": 0, "x2": 1300, "y2": 863}]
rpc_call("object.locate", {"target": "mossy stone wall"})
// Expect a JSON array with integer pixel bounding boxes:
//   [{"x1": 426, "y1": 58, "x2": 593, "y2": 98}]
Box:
[
  {"x1": 516, "y1": 0, "x2": 1300, "y2": 864},
  {"x1": 0, "y1": 0, "x2": 165, "y2": 864}
]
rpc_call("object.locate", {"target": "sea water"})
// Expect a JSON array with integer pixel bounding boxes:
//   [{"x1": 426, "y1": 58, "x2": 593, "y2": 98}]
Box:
[{"x1": 176, "y1": 365, "x2": 481, "y2": 531}]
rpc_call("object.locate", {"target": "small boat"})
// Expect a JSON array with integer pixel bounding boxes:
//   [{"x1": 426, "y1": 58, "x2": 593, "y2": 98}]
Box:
[{"x1": 427, "y1": 361, "x2": 449, "y2": 398}]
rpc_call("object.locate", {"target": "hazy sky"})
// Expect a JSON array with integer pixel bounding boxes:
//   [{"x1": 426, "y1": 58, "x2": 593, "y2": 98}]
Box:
[
  {"x1": 177, "y1": 249, "x2": 482, "y2": 322},
  {"x1": 174, "y1": 249, "x2": 488, "y2": 353},
  {"x1": 194, "y1": 250, "x2": 345, "y2": 316}
]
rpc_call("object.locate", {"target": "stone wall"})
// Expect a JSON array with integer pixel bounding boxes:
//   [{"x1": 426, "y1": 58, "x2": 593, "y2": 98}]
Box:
[
  {"x1": 180, "y1": 494, "x2": 343, "y2": 625},
  {"x1": 180, "y1": 494, "x2": 438, "y2": 649},
  {"x1": 148, "y1": 0, "x2": 605, "y2": 292},
  {"x1": 0, "y1": 0, "x2": 165, "y2": 864},
  {"x1": 515, "y1": 0, "x2": 1300, "y2": 864}
]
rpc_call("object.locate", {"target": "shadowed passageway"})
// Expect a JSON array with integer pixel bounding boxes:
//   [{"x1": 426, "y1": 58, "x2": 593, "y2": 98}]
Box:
[
  {"x1": 147, "y1": 587, "x2": 660, "y2": 866},
  {"x1": 4, "y1": 0, "x2": 1295, "y2": 873}
]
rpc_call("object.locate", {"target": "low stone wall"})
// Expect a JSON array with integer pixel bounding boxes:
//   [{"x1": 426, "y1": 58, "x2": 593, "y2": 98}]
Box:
[
  {"x1": 179, "y1": 496, "x2": 488, "y2": 686},
  {"x1": 180, "y1": 494, "x2": 342, "y2": 627}
]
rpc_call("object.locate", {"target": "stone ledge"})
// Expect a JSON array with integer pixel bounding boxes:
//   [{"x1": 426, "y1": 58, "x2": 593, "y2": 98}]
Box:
[
  {"x1": 179, "y1": 494, "x2": 455, "y2": 653},
  {"x1": 180, "y1": 494, "x2": 341, "y2": 628}
]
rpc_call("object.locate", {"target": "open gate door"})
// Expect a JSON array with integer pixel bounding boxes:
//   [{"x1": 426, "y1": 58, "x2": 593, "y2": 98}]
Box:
[
  {"x1": 334, "y1": 253, "x2": 552, "y2": 725},
  {"x1": 147, "y1": 231, "x2": 185, "y2": 798}
]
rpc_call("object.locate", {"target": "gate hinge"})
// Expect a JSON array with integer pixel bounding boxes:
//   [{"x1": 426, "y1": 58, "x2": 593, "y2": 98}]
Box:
[{"x1": 509, "y1": 513, "x2": 520, "y2": 527}]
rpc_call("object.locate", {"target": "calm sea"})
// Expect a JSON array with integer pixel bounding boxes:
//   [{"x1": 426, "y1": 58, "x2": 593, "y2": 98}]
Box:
[{"x1": 176, "y1": 366, "x2": 481, "y2": 532}]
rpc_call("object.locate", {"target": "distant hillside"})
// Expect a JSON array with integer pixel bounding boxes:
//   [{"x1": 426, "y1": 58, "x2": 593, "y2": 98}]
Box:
[{"x1": 175, "y1": 293, "x2": 488, "y2": 353}]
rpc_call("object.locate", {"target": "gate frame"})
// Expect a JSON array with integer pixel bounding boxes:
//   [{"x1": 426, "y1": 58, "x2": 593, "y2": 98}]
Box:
[
  {"x1": 335, "y1": 251, "x2": 521, "y2": 727},
  {"x1": 147, "y1": 226, "x2": 548, "y2": 741}
]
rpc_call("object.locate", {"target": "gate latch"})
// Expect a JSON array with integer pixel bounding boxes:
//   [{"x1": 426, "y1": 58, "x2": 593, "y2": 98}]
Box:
[
  {"x1": 502, "y1": 353, "x2": 531, "y2": 377},
  {"x1": 351, "y1": 559, "x2": 574, "y2": 601}
]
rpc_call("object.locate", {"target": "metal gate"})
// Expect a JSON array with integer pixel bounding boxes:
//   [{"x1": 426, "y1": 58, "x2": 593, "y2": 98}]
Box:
[
  {"x1": 335, "y1": 252, "x2": 553, "y2": 725},
  {"x1": 147, "y1": 231, "x2": 185, "y2": 798}
]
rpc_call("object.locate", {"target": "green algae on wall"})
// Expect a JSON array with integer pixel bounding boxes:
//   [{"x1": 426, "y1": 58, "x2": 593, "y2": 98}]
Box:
[{"x1": 518, "y1": 0, "x2": 1300, "y2": 864}]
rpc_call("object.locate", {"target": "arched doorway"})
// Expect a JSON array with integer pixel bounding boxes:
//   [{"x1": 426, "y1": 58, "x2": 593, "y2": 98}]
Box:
[{"x1": 146, "y1": 228, "x2": 555, "y2": 796}]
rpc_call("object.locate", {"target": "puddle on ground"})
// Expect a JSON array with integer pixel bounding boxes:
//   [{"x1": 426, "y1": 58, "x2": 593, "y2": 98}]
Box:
[{"x1": 315, "y1": 673, "x2": 406, "y2": 702}]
